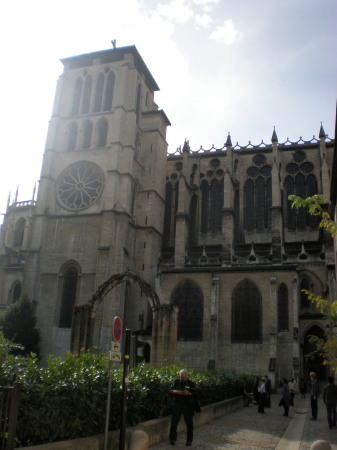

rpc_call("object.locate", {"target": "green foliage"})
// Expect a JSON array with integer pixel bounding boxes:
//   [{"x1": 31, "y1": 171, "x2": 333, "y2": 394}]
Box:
[
  {"x1": 2, "y1": 352, "x2": 254, "y2": 447},
  {"x1": 0, "y1": 296, "x2": 40, "y2": 357},
  {"x1": 289, "y1": 194, "x2": 337, "y2": 370}
]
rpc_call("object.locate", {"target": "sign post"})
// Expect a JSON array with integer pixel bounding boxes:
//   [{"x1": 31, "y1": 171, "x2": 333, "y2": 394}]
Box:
[
  {"x1": 104, "y1": 316, "x2": 122, "y2": 450},
  {"x1": 119, "y1": 329, "x2": 131, "y2": 450}
]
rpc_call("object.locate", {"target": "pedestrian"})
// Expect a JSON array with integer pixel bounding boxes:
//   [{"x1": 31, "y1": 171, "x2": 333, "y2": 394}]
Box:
[
  {"x1": 280, "y1": 378, "x2": 290, "y2": 417},
  {"x1": 300, "y1": 378, "x2": 306, "y2": 398},
  {"x1": 265, "y1": 375, "x2": 271, "y2": 408},
  {"x1": 310, "y1": 371, "x2": 320, "y2": 420},
  {"x1": 288, "y1": 378, "x2": 296, "y2": 406},
  {"x1": 258, "y1": 377, "x2": 267, "y2": 413},
  {"x1": 252, "y1": 375, "x2": 259, "y2": 404},
  {"x1": 242, "y1": 381, "x2": 252, "y2": 407},
  {"x1": 169, "y1": 369, "x2": 200, "y2": 446},
  {"x1": 323, "y1": 376, "x2": 337, "y2": 429}
]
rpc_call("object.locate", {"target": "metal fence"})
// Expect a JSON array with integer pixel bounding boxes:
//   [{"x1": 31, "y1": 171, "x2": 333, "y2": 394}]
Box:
[{"x1": 0, "y1": 384, "x2": 21, "y2": 450}]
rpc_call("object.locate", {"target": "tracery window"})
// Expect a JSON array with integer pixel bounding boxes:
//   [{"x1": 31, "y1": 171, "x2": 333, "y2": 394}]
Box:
[
  {"x1": 103, "y1": 71, "x2": 115, "y2": 111},
  {"x1": 232, "y1": 279, "x2": 262, "y2": 342},
  {"x1": 68, "y1": 122, "x2": 78, "y2": 151},
  {"x1": 81, "y1": 75, "x2": 92, "y2": 114},
  {"x1": 300, "y1": 277, "x2": 311, "y2": 308},
  {"x1": 9, "y1": 281, "x2": 21, "y2": 303},
  {"x1": 163, "y1": 171, "x2": 180, "y2": 246},
  {"x1": 200, "y1": 159, "x2": 224, "y2": 233},
  {"x1": 71, "y1": 77, "x2": 83, "y2": 116},
  {"x1": 82, "y1": 120, "x2": 93, "y2": 149},
  {"x1": 97, "y1": 118, "x2": 108, "y2": 147},
  {"x1": 284, "y1": 150, "x2": 318, "y2": 230},
  {"x1": 171, "y1": 280, "x2": 203, "y2": 341},
  {"x1": 93, "y1": 73, "x2": 105, "y2": 113},
  {"x1": 278, "y1": 283, "x2": 289, "y2": 331},
  {"x1": 244, "y1": 154, "x2": 271, "y2": 231},
  {"x1": 13, "y1": 217, "x2": 25, "y2": 247},
  {"x1": 58, "y1": 265, "x2": 79, "y2": 328}
]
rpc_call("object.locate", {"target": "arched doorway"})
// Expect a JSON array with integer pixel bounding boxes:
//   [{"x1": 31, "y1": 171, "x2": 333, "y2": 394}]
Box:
[
  {"x1": 302, "y1": 325, "x2": 326, "y2": 381},
  {"x1": 70, "y1": 271, "x2": 178, "y2": 366}
]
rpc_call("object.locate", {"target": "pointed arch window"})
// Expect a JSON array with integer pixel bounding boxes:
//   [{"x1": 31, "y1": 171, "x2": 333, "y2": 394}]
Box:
[
  {"x1": 81, "y1": 75, "x2": 92, "y2": 114},
  {"x1": 93, "y1": 73, "x2": 105, "y2": 113},
  {"x1": 244, "y1": 156, "x2": 271, "y2": 231},
  {"x1": 284, "y1": 152, "x2": 318, "y2": 230},
  {"x1": 97, "y1": 118, "x2": 108, "y2": 147},
  {"x1": 232, "y1": 279, "x2": 262, "y2": 342},
  {"x1": 68, "y1": 122, "x2": 78, "y2": 151},
  {"x1": 200, "y1": 176, "x2": 223, "y2": 233},
  {"x1": 59, "y1": 265, "x2": 79, "y2": 328},
  {"x1": 103, "y1": 71, "x2": 115, "y2": 111},
  {"x1": 278, "y1": 283, "x2": 289, "y2": 331},
  {"x1": 171, "y1": 280, "x2": 203, "y2": 341},
  {"x1": 135, "y1": 84, "x2": 141, "y2": 123},
  {"x1": 71, "y1": 77, "x2": 83, "y2": 116},
  {"x1": 13, "y1": 217, "x2": 25, "y2": 247},
  {"x1": 9, "y1": 281, "x2": 21, "y2": 303},
  {"x1": 83, "y1": 120, "x2": 93, "y2": 149},
  {"x1": 163, "y1": 181, "x2": 179, "y2": 246},
  {"x1": 300, "y1": 277, "x2": 311, "y2": 308},
  {"x1": 189, "y1": 194, "x2": 198, "y2": 246}
]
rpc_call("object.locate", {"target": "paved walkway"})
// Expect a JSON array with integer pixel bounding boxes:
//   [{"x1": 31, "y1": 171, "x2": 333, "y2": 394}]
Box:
[{"x1": 150, "y1": 394, "x2": 337, "y2": 449}]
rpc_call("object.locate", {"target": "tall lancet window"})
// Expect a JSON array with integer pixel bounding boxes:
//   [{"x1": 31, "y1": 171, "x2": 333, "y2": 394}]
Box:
[
  {"x1": 278, "y1": 283, "x2": 289, "y2": 332},
  {"x1": 200, "y1": 159, "x2": 224, "y2": 234},
  {"x1": 244, "y1": 154, "x2": 272, "y2": 231},
  {"x1": 71, "y1": 77, "x2": 83, "y2": 116},
  {"x1": 58, "y1": 265, "x2": 79, "y2": 328},
  {"x1": 284, "y1": 150, "x2": 318, "y2": 230}
]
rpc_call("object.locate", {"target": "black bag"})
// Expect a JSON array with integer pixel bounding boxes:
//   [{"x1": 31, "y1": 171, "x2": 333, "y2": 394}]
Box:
[{"x1": 279, "y1": 398, "x2": 284, "y2": 407}]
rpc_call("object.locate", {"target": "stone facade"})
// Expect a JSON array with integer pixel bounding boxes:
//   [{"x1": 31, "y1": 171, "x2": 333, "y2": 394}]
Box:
[{"x1": 0, "y1": 45, "x2": 335, "y2": 385}]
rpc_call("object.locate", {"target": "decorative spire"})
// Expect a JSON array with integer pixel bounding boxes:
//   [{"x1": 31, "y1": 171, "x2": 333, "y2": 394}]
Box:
[
  {"x1": 182, "y1": 139, "x2": 190, "y2": 154},
  {"x1": 319, "y1": 122, "x2": 326, "y2": 138},
  {"x1": 225, "y1": 133, "x2": 232, "y2": 146},
  {"x1": 271, "y1": 126, "x2": 278, "y2": 143},
  {"x1": 7, "y1": 192, "x2": 11, "y2": 208},
  {"x1": 32, "y1": 182, "x2": 37, "y2": 202},
  {"x1": 15, "y1": 186, "x2": 19, "y2": 203}
]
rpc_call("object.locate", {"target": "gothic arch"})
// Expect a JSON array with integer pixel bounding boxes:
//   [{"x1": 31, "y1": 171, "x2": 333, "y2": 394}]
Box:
[{"x1": 71, "y1": 271, "x2": 160, "y2": 353}]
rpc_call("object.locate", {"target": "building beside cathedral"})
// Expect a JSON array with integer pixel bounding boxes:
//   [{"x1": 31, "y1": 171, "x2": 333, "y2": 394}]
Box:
[{"x1": 0, "y1": 45, "x2": 335, "y2": 385}]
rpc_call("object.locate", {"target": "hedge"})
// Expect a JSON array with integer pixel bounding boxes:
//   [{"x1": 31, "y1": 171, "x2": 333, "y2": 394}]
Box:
[{"x1": 0, "y1": 351, "x2": 253, "y2": 447}]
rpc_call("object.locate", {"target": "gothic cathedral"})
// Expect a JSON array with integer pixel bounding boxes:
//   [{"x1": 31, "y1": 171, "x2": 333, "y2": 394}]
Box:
[{"x1": 0, "y1": 45, "x2": 335, "y2": 386}]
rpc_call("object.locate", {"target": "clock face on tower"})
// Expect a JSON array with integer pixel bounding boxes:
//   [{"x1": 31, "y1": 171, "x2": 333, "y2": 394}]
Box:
[{"x1": 56, "y1": 161, "x2": 104, "y2": 211}]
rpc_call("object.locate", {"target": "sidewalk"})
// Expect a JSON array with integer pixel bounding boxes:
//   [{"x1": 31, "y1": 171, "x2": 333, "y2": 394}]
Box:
[{"x1": 150, "y1": 394, "x2": 337, "y2": 449}]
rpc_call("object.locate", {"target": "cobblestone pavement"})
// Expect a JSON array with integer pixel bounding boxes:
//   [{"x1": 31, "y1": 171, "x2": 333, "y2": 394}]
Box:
[{"x1": 150, "y1": 394, "x2": 337, "y2": 449}]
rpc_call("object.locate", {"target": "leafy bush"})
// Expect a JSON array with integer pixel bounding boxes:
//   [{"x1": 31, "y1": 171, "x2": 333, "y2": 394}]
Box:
[
  {"x1": 0, "y1": 296, "x2": 40, "y2": 357},
  {"x1": 0, "y1": 345, "x2": 254, "y2": 447}
]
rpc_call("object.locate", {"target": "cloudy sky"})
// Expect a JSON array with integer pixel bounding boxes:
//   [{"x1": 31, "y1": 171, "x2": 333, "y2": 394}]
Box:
[{"x1": 1, "y1": 0, "x2": 336, "y2": 221}]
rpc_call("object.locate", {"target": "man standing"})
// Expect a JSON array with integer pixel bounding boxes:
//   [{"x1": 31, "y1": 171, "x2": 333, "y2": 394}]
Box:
[
  {"x1": 169, "y1": 369, "x2": 199, "y2": 446},
  {"x1": 310, "y1": 372, "x2": 320, "y2": 420},
  {"x1": 323, "y1": 376, "x2": 337, "y2": 429},
  {"x1": 258, "y1": 377, "x2": 267, "y2": 413}
]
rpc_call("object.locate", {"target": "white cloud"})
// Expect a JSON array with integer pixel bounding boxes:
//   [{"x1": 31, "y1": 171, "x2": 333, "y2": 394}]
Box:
[
  {"x1": 194, "y1": 13, "x2": 212, "y2": 28},
  {"x1": 209, "y1": 19, "x2": 243, "y2": 44},
  {"x1": 156, "y1": 0, "x2": 195, "y2": 24}
]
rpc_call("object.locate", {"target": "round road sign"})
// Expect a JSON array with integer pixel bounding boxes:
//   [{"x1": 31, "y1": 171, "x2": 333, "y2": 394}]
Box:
[{"x1": 112, "y1": 316, "x2": 122, "y2": 342}]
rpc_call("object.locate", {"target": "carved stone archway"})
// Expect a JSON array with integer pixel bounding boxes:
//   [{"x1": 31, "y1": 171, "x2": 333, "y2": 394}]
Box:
[{"x1": 70, "y1": 271, "x2": 177, "y2": 366}]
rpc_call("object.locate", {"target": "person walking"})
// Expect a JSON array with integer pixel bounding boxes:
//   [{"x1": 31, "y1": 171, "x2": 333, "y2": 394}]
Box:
[
  {"x1": 258, "y1": 377, "x2": 267, "y2": 413},
  {"x1": 310, "y1": 371, "x2": 320, "y2": 420},
  {"x1": 265, "y1": 375, "x2": 271, "y2": 408},
  {"x1": 281, "y1": 378, "x2": 290, "y2": 417},
  {"x1": 288, "y1": 378, "x2": 296, "y2": 406},
  {"x1": 300, "y1": 378, "x2": 306, "y2": 398},
  {"x1": 169, "y1": 369, "x2": 200, "y2": 446},
  {"x1": 323, "y1": 376, "x2": 337, "y2": 429}
]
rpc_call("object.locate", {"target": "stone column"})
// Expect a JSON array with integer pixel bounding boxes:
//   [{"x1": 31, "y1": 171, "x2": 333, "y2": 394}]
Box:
[
  {"x1": 151, "y1": 305, "x2": 178, "y2": 366},
  {"x1": 208, "y1": 276, "x2": 219, "y2": 369}
]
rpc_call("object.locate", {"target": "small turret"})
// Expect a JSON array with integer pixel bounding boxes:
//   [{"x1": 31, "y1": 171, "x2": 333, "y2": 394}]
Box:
[
  {"x1": 319, "y1": 122, "x2": 326, "y2": 139},
  {"x1": 271, "y1": 127, "x2": 278, "y2": 143}
]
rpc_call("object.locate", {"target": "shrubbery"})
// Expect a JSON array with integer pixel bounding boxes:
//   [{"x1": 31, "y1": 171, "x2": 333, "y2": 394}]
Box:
[{"x1": 0, "y1": 343, "x2": 253, "y2": 447}]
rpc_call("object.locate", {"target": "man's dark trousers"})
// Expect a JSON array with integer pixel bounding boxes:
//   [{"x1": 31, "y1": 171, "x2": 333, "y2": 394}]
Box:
[
  {"x1": 169, "y1": 402, "x2": 193, "y2": 443},
  {"x1": 311, "y1": 396, "x2": 318, "y2": 419},
  {"x1": 326, "y1": 402, "x2": 337, "y2": 428}
]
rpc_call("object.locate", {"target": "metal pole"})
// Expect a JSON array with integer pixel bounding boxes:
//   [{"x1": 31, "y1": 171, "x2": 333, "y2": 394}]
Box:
[
  {"x1": 119, "y1": 329, "x2": 131, "y2": 450},
  {"x1": 103, "y1": 351, "x2": 113, "y2": 450}
]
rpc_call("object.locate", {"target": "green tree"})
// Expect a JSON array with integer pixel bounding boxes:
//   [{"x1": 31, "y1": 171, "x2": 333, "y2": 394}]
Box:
[
  {"x1": 0, "y1": 296, "x2": 40, "y2": 357},
  {"x1": 289, "y1": 194, "x2": 337, "y2": 370}
]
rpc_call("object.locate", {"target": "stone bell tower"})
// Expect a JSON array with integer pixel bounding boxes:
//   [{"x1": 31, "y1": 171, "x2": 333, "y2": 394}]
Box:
[{"x1": 20, "y1": 45, "x2": 170, "y2": 357}]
